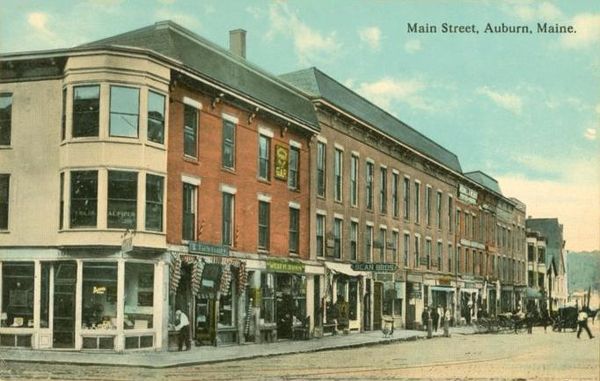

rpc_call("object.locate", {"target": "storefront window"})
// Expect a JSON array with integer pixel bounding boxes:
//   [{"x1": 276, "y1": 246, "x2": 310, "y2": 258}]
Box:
[
  {"x1": 261, "y1": 273, "x2": 275, "y2": 323},
  {"x1": 107, "y1": 170, "x2": 137, "y2": 229},
  {"x1": 82, "y1": 262, "x2": 117, "y2": 330},
  {"x1": 40, "y1": 263, "x2": 51, "y2": 328},
  {"x1": 1, "y1": 262, "x2": 34, "y2": 328},
  {"x1": 348, "y1": 281, "x2": 358, "y2": 320},
  {"x1": 218, "y1": 278, "x2": 236, "y2": 328},
  {"x1": 124, "y1": 263, "x2": 154, "y2": 330}
]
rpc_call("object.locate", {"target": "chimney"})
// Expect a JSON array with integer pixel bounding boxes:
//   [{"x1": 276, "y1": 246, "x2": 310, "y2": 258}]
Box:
[{"x1": 229, "y1": 29, "x2": 246, "y2": 59}]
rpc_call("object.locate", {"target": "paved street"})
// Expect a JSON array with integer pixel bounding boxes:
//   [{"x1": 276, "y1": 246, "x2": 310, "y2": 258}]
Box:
[{"x1": 0, "y1": 325, "x2": 598, "y2": 380}]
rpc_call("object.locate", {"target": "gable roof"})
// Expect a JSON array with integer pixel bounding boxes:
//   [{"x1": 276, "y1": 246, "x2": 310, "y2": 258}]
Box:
[
  {"x1": 526, "y1": 218, "x2": 565, "y2": 271},
  {"x1": 80, "y1": 21, "x2": 319, "y2": 131},
  {"x1": 279, "y1": 67, "x2": 462, "y2": 173},
  {"x1": 464, "y1": 171, "x2": 503, "y2": 195}
]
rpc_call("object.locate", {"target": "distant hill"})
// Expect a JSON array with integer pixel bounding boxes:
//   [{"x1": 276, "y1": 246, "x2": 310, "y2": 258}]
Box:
[{"x1": 567, "y1": 251, "x2": 600, "y2": 292}]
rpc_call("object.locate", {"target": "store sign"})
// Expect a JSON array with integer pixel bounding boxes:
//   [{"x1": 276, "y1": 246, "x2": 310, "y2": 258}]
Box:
[
  {"x1": 121, "y1": 236, "x2": 133, "y2": 253},
  {"x1": 188, "y1": 241, "x2": 229, "y2": 257},
  {"x1": 408, "y1": 282, "x2": 422, "y2": 299},
  {"x1": 267, "y1": 259, "x2": 304, "y2": 274},
  {"x1": 274, "y1": 145, "x2": 289, "y2": 180},
  {"x1": 458, "y1": 184, "x2": 478, "y2": 205},
  {"x1": 351, "y1": 262, "x2": 398, "y2": 272}
]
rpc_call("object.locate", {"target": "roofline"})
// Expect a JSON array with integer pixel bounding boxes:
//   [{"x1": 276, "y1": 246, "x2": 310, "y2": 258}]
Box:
[{"x1": 1, "y1": 45, "x2": 319, "y2": 133}]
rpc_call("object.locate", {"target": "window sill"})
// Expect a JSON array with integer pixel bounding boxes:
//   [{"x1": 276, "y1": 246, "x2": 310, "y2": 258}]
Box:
[
  {"x1": 257, "y1": 177, "x2": 271, "y2": 185},
  {"x1": 289, "y1": 252, "x2": 299, "y2": 257},
  {"x1": 183, "y1": 155, "x2": 199, "y2": 164},
  {"x1": 0, "y1": 230, "x2": 10, "y2": 234},
  {"x1": 257, "y1": 249, "x2": 270, "y2": 255},
  {"x1": 145, "y1": 141, "x2": 166, "y2": 151},
  {"x1": 0, "y1": 145, "x2": 12, "y2": 150},
  {"x1": 222, "y1": 167, "x2": 236, "y2": 175},
  {"x1": 316, "y1": 194, "x2": 326, "y2": 200}
]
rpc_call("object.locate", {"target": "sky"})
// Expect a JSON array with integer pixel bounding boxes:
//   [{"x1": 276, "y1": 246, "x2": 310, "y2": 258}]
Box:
[{"x1": 1, "y1": 0, "x2": 599, "y2": 252}]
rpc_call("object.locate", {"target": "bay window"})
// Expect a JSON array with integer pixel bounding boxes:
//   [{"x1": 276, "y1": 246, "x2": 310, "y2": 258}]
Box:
[
  {"x1": 107, "y1": 171, "x2": 138, "y2": 229},
  {"x1": 109, "y1": 86, "x2": 139, "y2": 138},
  {"x1": 70, "y1": 170, "x2": 98, "y2": 228}
]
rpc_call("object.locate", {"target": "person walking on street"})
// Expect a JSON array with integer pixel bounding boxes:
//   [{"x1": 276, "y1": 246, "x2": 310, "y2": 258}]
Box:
[
  {"x1": 431, "y1": 306, "x2": 440, "y2": 332},
  {"x1": 421, "y1": 306, "x2": 430, "y2": 332},
  {"x1": 526, "y1": 310, "x2": 534, "y2": 334},
  {"x1": 577, "y1": 309, "x2": 594, "y2": 339},
  {"x1": 175, "y1": 309, "x2": 192, "y2": 351}
]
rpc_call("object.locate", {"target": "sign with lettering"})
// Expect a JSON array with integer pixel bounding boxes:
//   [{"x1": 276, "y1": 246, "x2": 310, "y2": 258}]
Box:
[
  {"x1": 458, "y1": 184, "x2": 478, "y2": 205},
  {"x1": 408, "y1": 282, "x2": 422, "y2": 299},
  {"x1": 350, "y1": 263, "x2": 398, "y2": 272},
  {"x1": 274, "y1": 145, "x2": 289, "y2": 180},
  {"x1": 188, "y1": 241, "x2": 229, "y2": 257},
  {"x1": 266, "y1": 259, "x2": 304, "y2": 274}
]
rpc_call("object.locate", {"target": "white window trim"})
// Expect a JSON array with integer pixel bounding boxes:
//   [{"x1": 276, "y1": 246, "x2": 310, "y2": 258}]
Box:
[
  {"x1": 380, "y1": 164, "x2": 387, "y2": 169},
  {"x1": 392, "y1": 169, "x2": 400, "y2": 175},
  {"x1": 220, "y1": 184, "x2": 237, "y2": 194},
  {"x1": 404, "y1": 174, "x2": 411, "y2": 180},
  {"x1": 414, "y1": 233, "x2": 421, "y2": 238},
  {"x1": 351, "y1": 151, "x2": 360, "y2": 157},
  {"x1": 258, "y1": 126, "x2": 274, "y2": 138},
  {"x1": 181, "y1": 174, "x2": 201, "y2": 186},
  {"x1": 222, "y1": 112, "x2": 239, "y2": 124},
  {"x1": 366, "y1": 221, "x2": 374, "y2": 227},
  {"x1": 183, "y1": 96, "x2": 202, "y2": 110},
  {"x1": 334, "y1": 212, "x2": 344, "y2": 220},
  {"x1": 316, "y1": 209, "x2": 327, "y2": 216},
  {"x1": 414, "y1": 179, "x2": 422, "y2": 184},
  {"x1": 257, "y1": 193, "x2": 271, "y2": 202},
  {"x1": 317, "y1": 135, "x2": 328, "y2": 143},
  {"x1": 334, "y1": 143, "x2": 344, "y2": 151},
  {"x1": 379, "y1": 224, "x2": 387, "y2": 230},
  {"x1": 392, "y1": 228, "x2": 399, "y2": 233},
  {"x1": 350, "y1": 217, "x2": 359, "y2": 223},
  {"x1": 403, "y1": 229, "x2": 411, "y2": 235},
  {"x1": 289, "y1": 201, "x2": 301, "y2": 209},
  {"x1": 426, "y1": 184, "x2": 432, "y2": 189},
  {"x1": 289, "y1": 139, "x2": 302, "y2": 149},
  {"x1": 366, "y1": 157, "x2": 375, "y2": 164}
]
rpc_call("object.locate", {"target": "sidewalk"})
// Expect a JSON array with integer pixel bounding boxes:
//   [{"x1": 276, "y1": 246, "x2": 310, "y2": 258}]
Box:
[{"x1": 0, "y1": 326, "x2": 477, "y2": 369}]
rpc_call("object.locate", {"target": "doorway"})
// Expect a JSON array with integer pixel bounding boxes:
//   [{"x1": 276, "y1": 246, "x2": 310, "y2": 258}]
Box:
[
  {"x1": 52, "y1": 261, "x2": 76, "y2": 348},
  {"x1": 373, "y1": 282, "x2": 383, "y2": 330}
]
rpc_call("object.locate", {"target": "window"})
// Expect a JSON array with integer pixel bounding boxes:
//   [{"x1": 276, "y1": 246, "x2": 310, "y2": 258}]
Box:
[
  {"x1": 222, "y1": 193, "x2": 235, "y2": 246},
  {"x1": 392, "y1": 172, "x2": 399, "y2": 218},
  {"x1": 258, "y1": 134, "x2": 270, "y2": 180},
  {"x1": 59, "y1": 173, "x2": 64, "y2": 230},
  {"x1": 333, "y1": 218, "x2": 342, "y2": 258},
  {"x1": 222, "y1": 119, "x2": 236, "y2": 169},
  {"x1": 425, "y1": 239, "x2": 432, "y2": 268},
  {"x1": 70, "y1": 170, "x2": 98, "y2": 228},
  {"x1": 448, "y1": 244, "x2": 453, "y2": 272},
  {"x1": 107, "y1": 171, "x2": 138, "y2": 229},
  {"x1": 456, "y1": 210, "x2": 461, "y2": 235},
  {"x1": 289, "y1": 207, "x2": 299, "y2": 254},
  {"x1": 184, "y1": 105, "x2": 198, "y2": 157},
  {"x1": 147, "y1": 91, "x2": 165, "y2": 144},
  {"x1": 403, "y1": 177, "x2": 410, "y2": 220},
  {"x1": 379, "y1": 228, "x2": 387, "y2": 262},
  {"x1": 0, "y1": 93, "x2": 12, "y2": 145},
  {"x1": 316, "y1": 214, "x2": 325, "y2": 257},
  {"x1": 457, "y1": 247, "x2": 462, "y2": 273},
  {"x1": 392, "y1": 231, "x2": 399, "y2": 264},
  {"x1": 350, "y1": 221, "x2": 358, "y2": 261},
  {"x1": 2, "y1": 262, "x2": 34, "y2": 328},
  {"x1": 448, "y1": 196, "x2": 453, "y2": 233},
  {"x1": 316, "y1": 142, "x2": 326, "y2": 197},
  {"x1": 414, "y1": 182, "x2": 420, "y2": 223},
  {"x1": 258, "y1": 201, "x2": 270, "y2": 250},
  {"x1": 288, "y1": 146, "x2": 300, "y2": 190},
  {"x1": 437, "y1": 242, "x2": 443, "y2": 270},
  {"x1": 527, "y1": 244, "x2": 534, "y2": 262},
  {"x1": 366, "y1": 162, "x2": 374, "y2": 210},
  {"x1": 82, "y1": 262, "x2": 117, "y2": 330},
  {"x1": 365, "y1": 225, "x2": 373, "y2": 261},
  {"x1": 145, "y1": 174, "x2": 163, "y2": 232},
  {"x1": 379, "y1": 167, "x2": 387, "y2": 214},
  {"x1": 350, "y1": 155, "x2": 358, "y2": 206},
  {"x1": 72, "y1": 85, "x2": 100, "y2": 138},
  {"x1": 403, "y1": 233, "x2": 410, "y2": 267},
  {"x1": 0, "y1": 174, "x2": 9, "y2": 230},
  {"x1": 436, "y1": 191, "x2": 442, "y2": 229},
  {"x1": 124, "y1": 263, "x2": 154, "y2": 330},
  {"x1": 334, "y1": 149, "x2": 343, "y2": 202},
  {"x1": 414, "y1": 236, "x2": 420, "y2": 267},
  {"x1": 182, "y1": 183, "x2": 197, "y2": 241},
  {"x1": 61, "y1": 89, "x2": 66, "y2": 141},
  {"x1": 425, "y1": 187, "x2": 432, "y2": 225},
  {"x1": 109, "y1": 86, "x2": 139, "y2": 138}
]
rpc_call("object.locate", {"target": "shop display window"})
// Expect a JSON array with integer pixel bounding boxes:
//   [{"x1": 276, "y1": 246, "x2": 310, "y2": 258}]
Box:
[
  {"x1": 348, "y1": 281, "x2": 358, "y2": 320},
  {"x1": 82, "y1": 262, "x2": 117, "y2": 330},
  {"x1": 218, "y1": 278, "x2": 236, "y2": 328},
  {"x1": 260, "y1": 273, "x2": 275, "y2": 324},
  {"x1": 1, "y1": 262, "x2": 34, "y2": 328},
  {"x1": 40, "y1": 264, "x2": 50, "y2": 328},
  {"x1": 124, "y1": 263, "x2": 154, "y2": 330}
]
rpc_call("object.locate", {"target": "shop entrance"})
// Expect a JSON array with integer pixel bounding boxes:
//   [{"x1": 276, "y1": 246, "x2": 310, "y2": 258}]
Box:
[
  {"x1": 52, "y1": 261, "x2": 76, "y2": 348},
  {"x1": 373, "y1": 282, "x2": 383, "y2": 330}
]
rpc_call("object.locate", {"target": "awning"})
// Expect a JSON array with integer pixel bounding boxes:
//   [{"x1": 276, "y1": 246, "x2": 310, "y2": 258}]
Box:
[
  {"x1": 525, "y1": 287, "x2": 543, "y2": 299},
  {"x1": 431, "y1": 286, "x2": 454, "y2": 292},
  {"x1": 325, "y1": 262, "x2": 367, "y2": 277}
]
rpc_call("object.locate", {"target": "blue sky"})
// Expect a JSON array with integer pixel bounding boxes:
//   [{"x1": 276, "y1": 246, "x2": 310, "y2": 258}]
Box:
[{"x1": 1, "y1": 0, "x2": 599, "y2": 251}]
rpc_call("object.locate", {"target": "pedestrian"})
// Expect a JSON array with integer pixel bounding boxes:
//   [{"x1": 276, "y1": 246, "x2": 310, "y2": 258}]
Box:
[
  {"x1": 576, "y1": 309, "x2": 594, "y2": 340},
  {"x1": 421, "y1": 306, "x2": 430, "y2": 331},
  {"x1": 540, "y1": 309, "x2": 550, "y2": 333},
  {"x1": 526, "y1": 310, "x2": 534, "y2": 334},
  {"x1": 431, "y1": 306, "x2": 440, "y2": 332},
  {"x1": 175, "y1": 309, "x2": 191, "y2": 351}
]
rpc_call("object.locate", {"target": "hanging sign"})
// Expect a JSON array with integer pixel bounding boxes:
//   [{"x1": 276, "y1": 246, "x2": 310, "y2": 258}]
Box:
[
  {"x1": 351, "y1": 263, "x2": 398, "y2": 272},
  {"x1": 189, "y1": 241, "x2": 229, "y2": 257},
  {"x1": 267, "y1": 259, "x2": 304, "y2": 274},
  {"x1": 274, "y1": 145, "x2": 289, "y2": 180}
]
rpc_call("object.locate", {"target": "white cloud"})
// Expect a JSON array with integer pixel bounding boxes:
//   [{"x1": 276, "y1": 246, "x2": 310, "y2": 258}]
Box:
[
  {"x1": 476, "y1": 86, "x2": 523, "y2": 115},
  {"x1": 267, "y1": 3, "x2": 341, "y2": 65},
  {"x1": 157, "y1": 0, "x2": 176, "y2": 4},
  {"x1": 561, "y1": 13, "x2": 600, "y2": 49},
  {"x1": 358, "y1": 26, "x2": 381, "y2": 50},
  {"x1": 25, "y1": 12, "x2": 63, "y2": 46},
  {"x1": 355, "y1": 77, "x2": 432, "y2": 111},
  {"x1": 404, "y1": 39, "x2": 422, "y2": 54},
  {"x1": 584, "y1": 128, "x2": 597, "y2": 141},
  {"x1": 498, "y1": 156, "x2": 600, "y2": 251},
  {"x1": 596, "y1": 103, "x2": 600, "y2": 115},
  {"x1": 155, "y1": 8, "x2": 200, "y2": 29},
  {"x1": 246, "y1": 6, "x2": 263, "y2": 19}
]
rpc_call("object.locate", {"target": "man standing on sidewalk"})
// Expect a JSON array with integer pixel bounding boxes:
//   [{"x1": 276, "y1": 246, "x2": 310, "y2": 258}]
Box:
[
  {"x1": 577, "y1": 309, "x2": 594, "y2": 339},
  {"x1": 175, "y1": 309, "x2": 192, "y2": 350}
]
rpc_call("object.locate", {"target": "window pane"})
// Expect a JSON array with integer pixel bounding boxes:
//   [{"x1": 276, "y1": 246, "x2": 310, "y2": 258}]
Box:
[
  {"x1": 258, "y1": 201, "x2": 269, "y2": 249},
  {"x1": 316, "y1": 215, "x2": 324, "y2": 257},
  {"x1": 107, "y1": 171, "x2": 137, "y2": 229},
  {"x1": 289, "y1": 208, "x2": 299, "y2": 253},
  {"x1": 317, "y1": 142, "x2": 325, "y2": 196},
  {"x1": 184, "y1": 105, "x2": 198, "y2": 157},
  {"x1": 0, "y1": 174, "x2": 9, "y2": 229},
  {"x1": 70, "y1": 170, "x2": 98, "y2": 228},
  {"x1": 147, "y1": 91, "x2": 165, "y2": 144},
  {"x1": 258, "y1": 135, "x2": 270, "y2": 179},
  {"x1": 2, "y1": 262, "x2": 34, "y2": 328},
  {"x1": 222, "y1": 120, "x2": 235, "y2": 168},
  {"x1": 0, "y1": 93, "x2": 12, "y2": 145},
  {"x1": 222, "y1": 193, "x2": 234, "y2": 246},
  {"x1": 73, "y1": 86, "x2": 100, "y2": 138},
  {"x1": 182, "y1": 183, "x2": 196, "y2": 241},
  {"x1": 145, "y1": 174, "x2": 163, "y2": 231},
  {"x1": 110, "y1": 86, "x2": 139, "y2": 137},
  {"x1": 288, "y1": 147, "x2": 299, "y2": 190},
  {"x1": 82, "y1": 262, "x2": 117, "y2": 330},
  {"x1": 124, "y1": 263, "x2": 154, "y2": 330}
]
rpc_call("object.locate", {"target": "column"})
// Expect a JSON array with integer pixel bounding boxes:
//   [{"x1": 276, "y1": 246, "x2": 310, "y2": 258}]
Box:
[
  {"x1": 305, "y1": 274, "x2": 314, "y2": 334},
  {"x1": 74, "y1": 260, "x2": 83, "y2": 349},
  {"x1": 116, "y1": 258, "x2": 125, "y2": 351},
  {"x1": 33, "y1": 261, "x2": 41, "y2": 349}
]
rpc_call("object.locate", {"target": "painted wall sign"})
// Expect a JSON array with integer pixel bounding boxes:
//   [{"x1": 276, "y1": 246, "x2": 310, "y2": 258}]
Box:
[
  {"x1": 274, "y1": 144, "x2": 289, "y2": 180},
  {"x1": 266, "y1": 259, "x2": 305, "y2": 274},
  {"x1": 458, "y1": 184, "x2": 478, "y2": 205},
  {"x1": 188, "y1": 241, "x2": 230, "y2": 256}
]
